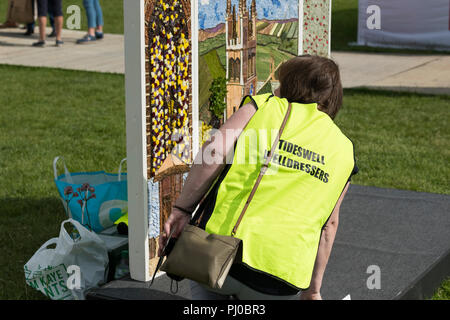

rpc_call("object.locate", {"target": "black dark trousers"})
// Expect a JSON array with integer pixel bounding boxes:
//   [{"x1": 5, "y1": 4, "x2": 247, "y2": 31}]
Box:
[{"x1": 37, "y1": 0, "x2": 62, "y2": 17}]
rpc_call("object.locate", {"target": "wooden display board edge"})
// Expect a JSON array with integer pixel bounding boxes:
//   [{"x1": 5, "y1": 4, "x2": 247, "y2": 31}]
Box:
[
  {"x1": 124, "y1": 0, "x2": 150, "y2": 281},
  {"x1": 124, "y1": 0, "x2": 200, "y2": 282}
]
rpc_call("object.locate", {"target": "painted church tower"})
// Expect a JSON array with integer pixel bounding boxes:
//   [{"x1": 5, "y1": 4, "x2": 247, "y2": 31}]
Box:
[{"x1": 225, "y1": 0, "x2": 257, "y2": 119}]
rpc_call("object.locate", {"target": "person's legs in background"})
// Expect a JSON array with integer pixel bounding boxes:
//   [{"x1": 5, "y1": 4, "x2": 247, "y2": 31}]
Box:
[
  {"x1": 33, "y1": 0, "x2": 63, "y2": 47},
  {"x1": 33, "y1": 0, "x2": 48, "y2": 46},
  {"x1": 25, "y1": 21, "x2": 35, "y2": 35},
  {"x1": 25, "y1": 0, "x2": 35, "y2": 36},
  {"x1": 48, "y1": 8, "x2": 56, "y2": 37},
  {"x1": 77, "y1": 0, "x2": 103, "y2": 44},
  {"x1": 93, "y1": 0, "x2": 104, "y2": 39},
  {"x1": 50, "y1": 0, "x2": 63, "y2": 45}
]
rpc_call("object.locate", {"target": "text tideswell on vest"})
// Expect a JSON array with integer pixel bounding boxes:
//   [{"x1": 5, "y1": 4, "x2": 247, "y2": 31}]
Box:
[{"x1": 264, "y1": 139, "x2": 330, "y2": 183}]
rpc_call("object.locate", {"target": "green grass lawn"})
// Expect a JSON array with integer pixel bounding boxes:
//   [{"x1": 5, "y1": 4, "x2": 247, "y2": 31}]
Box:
[
  {"x1": 331, "y1": 0, "x2": 359, "y2": 51},
  {"x1": 432, "y1": 278, "x2": 450, "y2": 300},
  {"x1": 0, "y1": 64, "x2": 448, "y2": 299},
  {"x1": 0, "y1": 65, "x2": 126, "y2": 299},
  {"x1": 335, "y1": 89, "x2": 450, "y2": 194},
  {"x1": 256, "y1": 41, "x2": 295, "y2": 81}
]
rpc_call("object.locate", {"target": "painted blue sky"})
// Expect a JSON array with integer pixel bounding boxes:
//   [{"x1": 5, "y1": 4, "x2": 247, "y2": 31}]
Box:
[{"x1": 199, "y1": 0, "x2": 299, "y2": 30}]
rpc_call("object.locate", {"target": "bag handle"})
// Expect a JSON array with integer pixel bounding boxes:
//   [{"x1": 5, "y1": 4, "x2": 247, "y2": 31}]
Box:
[
  {"x1": 231, "y1": 103, "x2": 292, "y2": 236},
  {"x1": 60, "y1": 219, "x2": 103, "y2": 244},
  {"x1": 61, "y1": 219, "x2": 82, "y2": 244},
  {"x1": 35, "y1": 238, "x2": 59, "y2": 254},
  {"x1": 53, "y1": 156, "x2": 74, "y2": 184},
  {"x1": 118, "y1": 158, "x2": 127, "y2": 182}
]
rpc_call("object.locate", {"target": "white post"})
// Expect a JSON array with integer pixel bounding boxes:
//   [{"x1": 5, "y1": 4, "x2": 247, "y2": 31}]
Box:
[
  {"x1": 192, "y1": 0, "x2": 200, "y2": 159},
  {"x1": 328, "y1": 0, "x2": 332, "y2": 58},
  {"x1": 124, "y1": 0, "x2": 150, "y2": 282},
  {"x1": 298, "y1": 0, "x2": 304, "y2": 55}
]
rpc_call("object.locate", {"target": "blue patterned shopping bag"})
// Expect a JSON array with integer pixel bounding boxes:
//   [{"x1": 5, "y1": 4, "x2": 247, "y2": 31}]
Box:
[{"x1": 53, "y1": 156, "x2": 128, "y2": 233}]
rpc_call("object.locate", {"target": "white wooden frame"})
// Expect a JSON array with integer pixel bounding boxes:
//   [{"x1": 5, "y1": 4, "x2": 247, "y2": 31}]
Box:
[
  {"x1": 192, "y1": 0, "x2": 200, "y2": 160},
  {"x1": 124, "y1": 0, "x2": 200, "y2": 282},
  {"x1": 328, "y1": 0, "x2": 332, "y2": 58},
  {"x1": 298, "y1": 0, "x2": 304, "y2": 55},
  {"x1": 124, "y1": 0, "x2": 150, "y2": 281}
]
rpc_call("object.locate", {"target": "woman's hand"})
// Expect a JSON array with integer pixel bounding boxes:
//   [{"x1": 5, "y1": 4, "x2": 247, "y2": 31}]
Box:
[
  {"x1": 158, "y1": 207, "x2": 191, "y2": 257},
  {"x1": 300, "y1": 290, "x2": 322, "y2": 300}
]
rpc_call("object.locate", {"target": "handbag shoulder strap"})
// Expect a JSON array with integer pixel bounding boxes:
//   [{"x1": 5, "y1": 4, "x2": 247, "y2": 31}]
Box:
[{"x1": 231, "y1": 103, "x2": 292, "y2": 236}]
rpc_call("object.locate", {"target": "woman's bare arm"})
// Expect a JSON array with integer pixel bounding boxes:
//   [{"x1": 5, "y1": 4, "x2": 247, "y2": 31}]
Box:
[
  {"x1": 300, "y1": 182, "x2": 350, "y2": 300},
  {"x1": 174, "y1": 103, "x2": 256, "y2": 213},
  {"x1": 158, "y1": 103, "x2": 257, "y2": 255}
]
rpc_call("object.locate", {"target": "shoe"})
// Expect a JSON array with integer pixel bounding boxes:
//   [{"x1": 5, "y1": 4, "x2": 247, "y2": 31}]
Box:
[
  {"x1": 48, "y1": 30, "x2": 56, "y2": 38},
  {"x1": 32, "y1": 40, "x2": 45, "y2": 47},
  {"x1": 76, "y1": 34, "x2": 96, "y2": 44},
  {"x1": 24, "y1": 30, "x2": 34, "y2": 36},
  {"x1": 95, "y1": 31, "x2": 104, "y2": 40},
  {"x1": 55, "y1": 40, "x2": 64, "y2": 47}
]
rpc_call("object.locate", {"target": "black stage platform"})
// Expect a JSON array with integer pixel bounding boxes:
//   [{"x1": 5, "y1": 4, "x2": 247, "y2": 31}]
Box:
[{"x1": 87, "y1": 184, "x2": 450, "y2": 300}]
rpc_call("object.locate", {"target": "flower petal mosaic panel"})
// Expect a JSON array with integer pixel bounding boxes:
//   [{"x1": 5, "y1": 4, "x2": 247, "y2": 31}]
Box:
[
  {"x1": 302, "y1": 0, "x2": 330, "y2": 57},
  {"x1": 145, "y1": 0, "x2": 193, "y2": 251},
  {"x1": 147, "y1": 0, "x2": 192, "y2": 178}
]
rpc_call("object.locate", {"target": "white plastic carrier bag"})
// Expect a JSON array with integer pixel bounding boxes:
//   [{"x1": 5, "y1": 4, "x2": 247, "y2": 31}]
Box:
[{"x1": 24, "y1": 219, "x2": 109, "y2": 300}]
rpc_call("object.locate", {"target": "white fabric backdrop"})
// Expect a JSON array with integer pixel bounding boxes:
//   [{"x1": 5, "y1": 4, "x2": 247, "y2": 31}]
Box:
[{"x1": 357, "y1": 0, "x2": 450, "y2": 50}]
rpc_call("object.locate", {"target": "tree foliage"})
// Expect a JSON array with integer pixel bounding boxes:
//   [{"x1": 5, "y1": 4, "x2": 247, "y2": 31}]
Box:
[{"x1": 208, "y1": 77, "x2": 227, "y2": 119}]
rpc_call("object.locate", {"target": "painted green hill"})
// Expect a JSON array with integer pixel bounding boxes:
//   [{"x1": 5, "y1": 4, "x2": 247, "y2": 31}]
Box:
[{"x1": 199, "y1": 49, "x2": 226, "y2": 124}]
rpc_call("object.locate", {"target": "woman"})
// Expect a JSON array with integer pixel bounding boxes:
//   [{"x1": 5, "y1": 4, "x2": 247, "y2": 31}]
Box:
[
  {"x1": 32, "y1": 0, "x2": 63, "y2": 47},
  {"x1": 159, "y1": 55, "x2": 358, "y2": 300},
  {"x1": 76, "y1": 0, "x2": 104, "y2": 44}
]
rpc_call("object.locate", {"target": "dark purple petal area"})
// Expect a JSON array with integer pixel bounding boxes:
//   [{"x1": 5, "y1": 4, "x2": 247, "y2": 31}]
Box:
[{"x1": 64, "y1": 186, "x2": 73, "y2": 195}]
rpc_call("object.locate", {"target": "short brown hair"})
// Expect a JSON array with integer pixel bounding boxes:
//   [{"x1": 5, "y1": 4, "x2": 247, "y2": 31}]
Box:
[{"x1": 278, "y1": 55, "x2": 343, "y2": 119}]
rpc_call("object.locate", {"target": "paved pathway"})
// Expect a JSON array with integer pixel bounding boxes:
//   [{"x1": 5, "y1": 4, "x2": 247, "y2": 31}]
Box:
[
  {"x1": 332, "y1": 51, "x2": 450, "y2": 95},
  {"x1": 0, "y1": 28, "x2": 124, "y2": 74},
  {"x1": 1, "y1": 27, "x2": 449, "y2": 95}
]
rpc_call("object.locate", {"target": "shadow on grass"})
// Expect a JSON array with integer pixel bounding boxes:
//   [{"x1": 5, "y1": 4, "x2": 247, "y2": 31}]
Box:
[
  {"x1": 356, "y1": 86, "x2": 450, "y2": 96},
  {"x1": 343, "y1": 88, "x2": 450, "y2": 99},
  {"x1": 0, "y1": 197, "x2": 63, "y2": 217},
  {"x1": 0, "y1": 31, "x2": 33, "y2": 38},
  {"x1": 0, "y1": 197, "x2": 66, "y2": 299}
]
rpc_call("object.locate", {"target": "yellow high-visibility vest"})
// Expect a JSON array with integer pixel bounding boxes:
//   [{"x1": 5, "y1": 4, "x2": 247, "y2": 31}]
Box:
[{"x1": 205, "y1": 94, "x2": 355, "y2": 289}]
